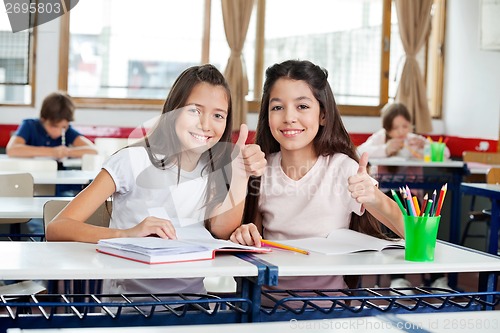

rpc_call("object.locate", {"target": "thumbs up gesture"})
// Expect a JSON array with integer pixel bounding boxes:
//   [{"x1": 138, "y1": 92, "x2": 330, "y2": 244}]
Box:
[
  {"x1": 232, "y1": 124, "x2": 266, "y2": 179},
  {"x1": 347, "y1": 152, "x2": 376, "y2": 204}
]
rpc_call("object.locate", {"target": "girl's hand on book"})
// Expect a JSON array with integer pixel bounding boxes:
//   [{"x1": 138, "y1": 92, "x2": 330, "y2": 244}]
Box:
[
  {"x1": 232, "y1": 124, "x2": 266, "y2": 179},
  {"x1": 126, "y1": 216, "x2": 177, "y2": 239},
  {"x1": 348, "y1": 152, "x2": 377, "y2": 204},
  {"x1": 229, "y1": 223, "x2": 262, "y2": 247}
]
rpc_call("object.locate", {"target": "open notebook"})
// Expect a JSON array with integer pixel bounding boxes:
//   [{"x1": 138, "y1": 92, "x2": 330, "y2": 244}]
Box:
[
  {"x1": 97, "y1": 227, "x2": 270, "y2": 264},
  {"x1": 273, "y1": 229, "x2": 404, "y2": 255}
]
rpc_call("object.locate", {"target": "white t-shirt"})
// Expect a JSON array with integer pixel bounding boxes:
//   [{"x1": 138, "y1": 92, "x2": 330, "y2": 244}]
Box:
[
  {"x1": 259, "y1": 152, "x2": 366, "y2": 291},
  {"x1": 102, "y1": 146, "x2": 208, "y2": 295}
]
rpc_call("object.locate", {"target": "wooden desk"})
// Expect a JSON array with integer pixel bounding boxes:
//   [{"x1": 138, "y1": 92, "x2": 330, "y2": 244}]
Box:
[
  {"x1": 0, "y1": 197, "x2": 71, "y2": 220},
  {"x1": 368, "y1": 158, "x2": 467, "y2": 245},
  {"x1": 460, "y1": 183, "x2": 500, "y2": 255},
  {"x1": 0, "y1": 170, "x2": 97, "y2": 185}
]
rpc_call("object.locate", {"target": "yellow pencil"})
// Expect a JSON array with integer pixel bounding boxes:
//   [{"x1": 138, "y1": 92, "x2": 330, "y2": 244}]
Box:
[{"x1": 261, "y1": 239, "x2": 310, "y2": 255}]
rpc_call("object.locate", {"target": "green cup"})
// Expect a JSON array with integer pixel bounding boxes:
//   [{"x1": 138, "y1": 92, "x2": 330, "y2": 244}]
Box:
[
  {"x1": 404, "y1": 215, "x2": 441, "y2": 262},
  {"x1": 430, "y1": 142, "x2": 445, "y2": 162}
]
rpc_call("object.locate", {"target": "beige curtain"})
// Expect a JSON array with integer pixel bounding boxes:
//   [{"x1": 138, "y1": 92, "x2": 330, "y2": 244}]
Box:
[
  {"x1": 395, "y1": 0, "x2": 434, "y2": 133},
  {"x1": 221, "y1": 0, "x2": 254, "y2": 129}
]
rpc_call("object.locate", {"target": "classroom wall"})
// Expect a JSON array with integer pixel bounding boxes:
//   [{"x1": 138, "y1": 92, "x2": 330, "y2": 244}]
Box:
[
  {"x1": 442, "y1": 0, "x2": 500, "y2": 140},
  {"x1": 0, "y1": 0, "x2": 499, "y2": 140}
]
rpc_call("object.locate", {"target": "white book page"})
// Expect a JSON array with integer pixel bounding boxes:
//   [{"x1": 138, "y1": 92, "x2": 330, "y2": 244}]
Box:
[{"x1": 276, "y1": 229, "x2": 404, "y2": 255}]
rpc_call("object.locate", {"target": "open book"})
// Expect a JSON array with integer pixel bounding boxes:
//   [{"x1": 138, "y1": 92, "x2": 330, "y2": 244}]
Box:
[
  {"x1": 97, "y1": 227, "x2": 270, "y2": 264},
  {"x1": 272, "y1": 229, "x2": 404, "y2": 255}
]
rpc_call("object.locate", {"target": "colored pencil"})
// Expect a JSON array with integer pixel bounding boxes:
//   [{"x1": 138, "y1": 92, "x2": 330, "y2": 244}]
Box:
[
  {"x1": 429, "y1": 190, "x2": 437, "y2": 216},
  {"x1": 260, "y1": 239, "x2": 310, "y2": 255},
  {"x1": 420, "y1": 193, "x2": 429, "y2": 217},
  {"x1": 405, "y1": 185, "x2": 416, "y2": 216},
  {"x1": 424, "y1": 199, "x2": 433, "y2": 216},
  {"x1": 412, "y1": 196, "x2": 421, "y2": 216},
  {"x1": 391, "y1": 189, "x2": 407, "y2": 215},
  {"x1": 434, "y1": 183, "x2": 448, "y2": 217}
]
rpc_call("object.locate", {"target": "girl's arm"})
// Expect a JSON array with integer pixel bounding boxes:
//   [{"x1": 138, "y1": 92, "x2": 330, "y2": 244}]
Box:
[
  {"x1": 348, "y1": 153, "x2": 405, "y2": 237},
  {"x1": 357, "y1": 130, "x2": 389, "y2": 158},
  {"x1": 46, "y1": 169, "x2": 177, "y2": 243},
  {"x1": 209, "y1": 125, "x2": 266, "y2": 240}
]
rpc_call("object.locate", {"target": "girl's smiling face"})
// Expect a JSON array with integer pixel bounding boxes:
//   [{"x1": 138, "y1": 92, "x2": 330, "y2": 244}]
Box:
[
  {"x1": 175, "y1": 82, "x2": 228, "y2": 161},
  {"x1": 267, "y1": 78, "x2": 325, "y2": 155}
]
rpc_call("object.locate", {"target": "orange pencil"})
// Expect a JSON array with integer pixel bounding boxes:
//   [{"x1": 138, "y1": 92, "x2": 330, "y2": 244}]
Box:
[
  {"x1": 261, "y1": 239, "x2": 310, "y2": 255},
  {"x1": 412, "y1": 196, "x2": 421, "y2": 216},
  {"x1": 434, "y1": 183, "x2": 448, "y2": 216}
]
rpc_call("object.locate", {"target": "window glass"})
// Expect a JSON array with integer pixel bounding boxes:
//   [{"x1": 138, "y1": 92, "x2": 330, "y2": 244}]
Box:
[
  {"x1": 68, "y1": 0, "x2": 204, "y2": 99},
  {"x1": 264, "y1": 0, "x2": 383, "y2": 106},
  {"x1": 0, "y1": 9, "x2": 33, "y2": 104}
]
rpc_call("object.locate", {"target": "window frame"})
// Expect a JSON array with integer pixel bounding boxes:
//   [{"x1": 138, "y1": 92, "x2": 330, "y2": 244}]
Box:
[
  {"x1": 0, "y1": 26, "x2": 37, "y2": 107},
  {"x1": 58, "y1": 0, "x2": 445, "y2": 118}
]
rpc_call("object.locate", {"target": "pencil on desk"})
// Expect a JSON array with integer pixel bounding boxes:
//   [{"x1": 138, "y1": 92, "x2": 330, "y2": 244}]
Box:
[{"x1": 260, "y1": 239, "x2": 309, "y2": 255}]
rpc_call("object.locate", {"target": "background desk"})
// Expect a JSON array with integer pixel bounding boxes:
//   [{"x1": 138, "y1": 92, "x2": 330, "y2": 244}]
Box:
[
  {"x1": 0, "y1": 197, "x2": 71, "y2": 220},
  {"x1": 368, "y1": 158, "x2": 466, "y2": 245},
  {"x1": 0, "y1": 170, "x2": 97, "y2": 185},
  {"x1": 460, "y1": 183, "x2": 500, "y2": 255}
]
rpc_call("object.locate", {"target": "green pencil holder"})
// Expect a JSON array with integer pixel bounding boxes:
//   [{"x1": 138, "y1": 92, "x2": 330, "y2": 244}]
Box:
[
  {"x1": 430, "y1": 142, "x2": 445, "y2": 162},
  {"x1": 404, "y1": 215, "x2": 441, "y2": 262}
]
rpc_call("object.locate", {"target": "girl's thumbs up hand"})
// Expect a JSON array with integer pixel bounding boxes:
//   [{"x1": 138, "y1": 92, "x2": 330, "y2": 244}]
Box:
[
  {"x1": 348, "y1": 152, "x2": 377, "y2": 204},
  {"x1": 232, "y1": 124, "x2": 266, "y2": 179}
]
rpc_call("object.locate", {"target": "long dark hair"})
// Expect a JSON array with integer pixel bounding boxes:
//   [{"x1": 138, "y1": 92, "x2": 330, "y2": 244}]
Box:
[
  {"x1": 244, "y1": 60, "x2": 385, "y2": 240},
  {"x1": 131, "y1": 64, "x2": 233, "y2": 230}
]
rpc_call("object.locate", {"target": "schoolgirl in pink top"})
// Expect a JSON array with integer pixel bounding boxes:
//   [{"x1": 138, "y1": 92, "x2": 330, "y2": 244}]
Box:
[{"x1": 230, "y1": 60, "x2": 404, "y2": 293}]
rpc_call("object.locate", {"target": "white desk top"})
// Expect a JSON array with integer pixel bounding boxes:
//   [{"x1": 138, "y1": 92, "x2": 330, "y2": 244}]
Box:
[
  {"x1": 252, "y1": 242, "x2": 500, "y2": 277},
  {"x1": 0, "y1": 242, "x2": 258, "y2": 280},
  {"x1": 369, "y1": 157, "x2": 464, "y2": 168},
  {"x1": 461, "y1": 182, "x2": 500, "y2": 192},
  {"x1": 0, "y1": 170, "x2": 98, "y2": 185},
  {"x1": 0, "y1": 197, "x2": 71, "y2": 219},
  {"x1": 7, "y1": 311, "x2": 500, "y2": 333}
]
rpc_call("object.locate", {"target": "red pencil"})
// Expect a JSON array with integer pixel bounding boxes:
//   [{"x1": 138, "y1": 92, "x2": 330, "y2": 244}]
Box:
[{"x1": 434, "y1": 184, "x2": 448, "y2": 216}]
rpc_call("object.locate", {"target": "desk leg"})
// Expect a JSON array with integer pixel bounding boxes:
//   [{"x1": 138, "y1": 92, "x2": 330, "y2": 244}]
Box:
[
  {"x1": 448, "y1": 175, "x2": 463, "y2": 289},
  {"x1": 449, "y1": 173, "x2": 462, "y2": 245},
  {"x1": 488, "y1": 199, "x2": 499, "y2": 255},
  {"x1": 478, "y1": 271, "x2": 498, "y2": 310}
]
